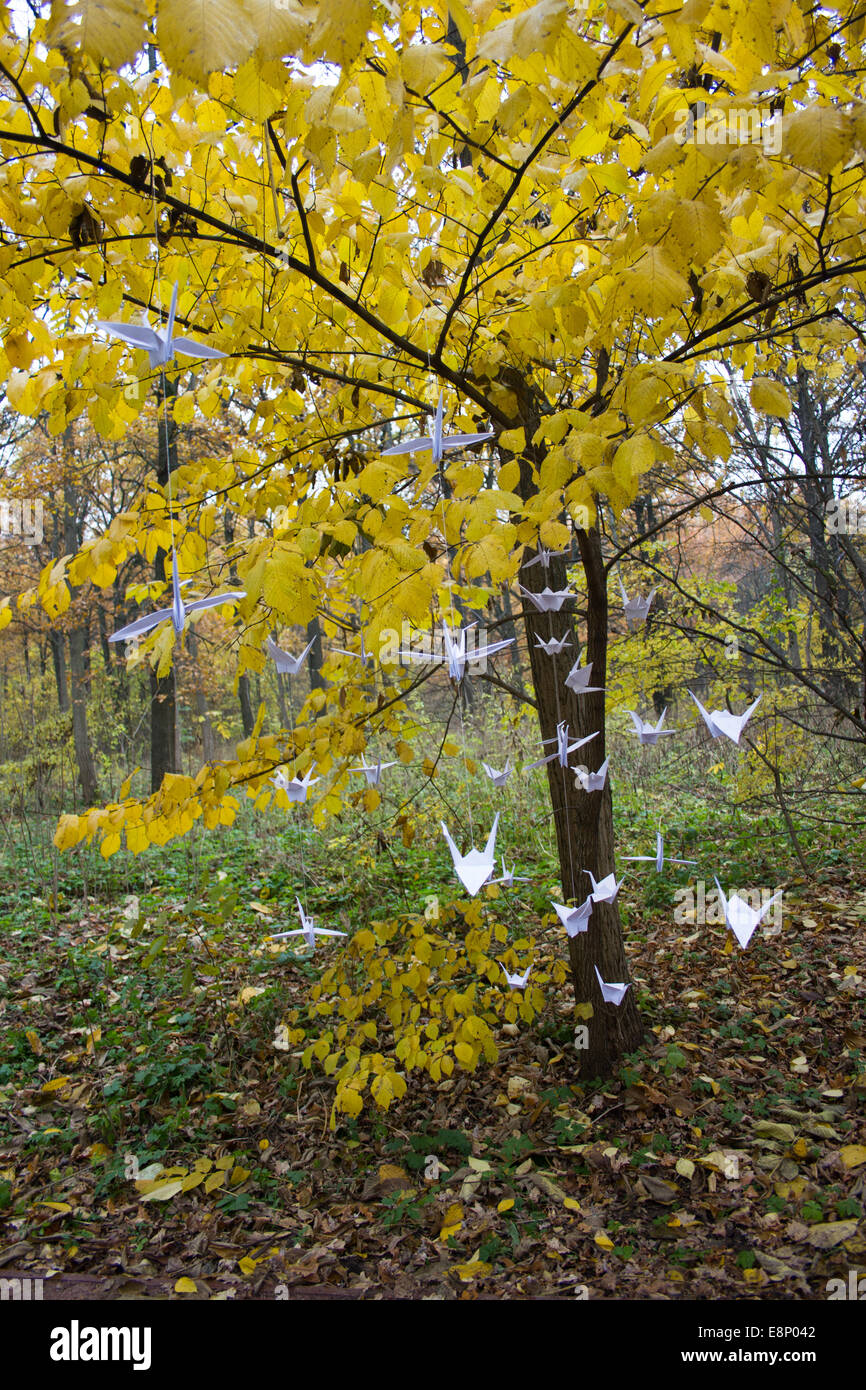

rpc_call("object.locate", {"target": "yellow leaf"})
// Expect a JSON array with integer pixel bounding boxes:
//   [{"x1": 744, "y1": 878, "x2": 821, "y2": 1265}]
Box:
[
  {"x1": 238, "y1": 1256, "x2": 258, "y2": 1275},
  {"x1": 37, "y1": 1201, "x2": 73, "y2": 1214},
  {"x1": 139, "y1": 1180, "x2": 184, "y2": 1202},
  {"x1": 439, "y1": 1203, "x2": 463, "y2": 1240},
  {"x1": 594, "y1": 1231, "x2": 615, "y2": 1250},
  {"x1": 157, "y1": 0, "x2": 257, "y2": 82},
  {"x1": 26, "y1": 1029, "x2": 43, "y2": 1056},
  {"x1": 750, "y1": 378, "x2": 790, "y2": 418},
  {"x1": 40, "y1": 1076, "x2": 70, "y2": 1092},
  {"x1": 233, "y1": 57, "x2": 281, "y2": 123},
  {"x1": 47, "y1": 0, "x2": 147, "y2": 68},
  {"x1": 204, "y1": 1170, "x2": 227, "y2": 1194},
  {"x1": 497, "y1": 1198, "x2": 515, "y2": 1214},
  {"x1": 839, "y1": 1144, "x2": 866, "y2": 1170},
  {"x1": 784, "y1": 107, "x2": 853, "y2": 176},
  {"x1": 563, "y1": 1197, "x2": 581, "y2": 1212},
  {"x1": 452, "y1": 1260, "x2": 493, "y2": 1280},
  {"x1": 174, "y1": 1277, "x2": 198, "y2": 1294}
]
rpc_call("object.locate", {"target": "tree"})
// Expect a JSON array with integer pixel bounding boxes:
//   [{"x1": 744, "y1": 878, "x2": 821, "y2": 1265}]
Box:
[{"x1": 3, "y1": 0, "x2": 866, "y2": 1075}]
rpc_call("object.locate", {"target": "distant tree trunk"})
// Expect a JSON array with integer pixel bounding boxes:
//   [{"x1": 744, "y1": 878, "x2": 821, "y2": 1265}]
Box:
[
  {"x1": 61, "y1": 458, "x2": 98, "y2": 804},
  {"x1": 186, "y1": 628, "x2": 216, "y2": 762},
  {"x1": 505, "y1": 370, "x2": 643, "y2": 1078},
  {"x1": 307, "y1": 616, "x2": 326, "y2": 692},
  {"x1": 68, "y1": 628, "x2": 98, "y2": 804},
  {"x1": 224, "y1": 508, "x2": 255, "y2": 736},
  {"x1": 49, "y1": 628, "x2": 69, "y2": 712},
  {"x1": 151, "y1": 378, "x2": 178, "y2": 791}
]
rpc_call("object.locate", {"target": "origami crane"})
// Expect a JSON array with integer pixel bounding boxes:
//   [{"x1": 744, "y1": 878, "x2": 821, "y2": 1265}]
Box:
[
  {"x1": 627, "y1": 708, "x2": 677, "y2": 745},
  {"x1": 713, "y1": 877, "x2": 783, "y2": 949},
  {"x1": 492, "y1": 858, "x2": 530, "y2": 888},
  {"x1": 350, "y1": 754, "x2": 397, "y2": 787},
  {"x1": 527, "y1": 722, "x2": 597, "y2": 771},
  {"x1": 97, "y1": 282, "x2": 226, "y2": 369},
  {"x1": 585, "y1": 869, "x2": 625, "y2": 904},
  {"x1": 594, "y1": 964, "x2": 631, "y2": 1005},
  {"x1": 381, "y1": 391, "x2": 493, "y2": 465},
  {"x1": 575, "y1": 757, "x2": 610, "y2": 793},
  {"x1": 518, "y1": 584, "x2": 573, "y2": 613},
  {"x1": 108, "y1": 547, "x2": 244, "y2": 643},
  {"x1": 267, "y1": 897, "x2": 347, "y2": 950},
  {"x1": 272, "y1": 766, "x2": 320, "y2": 803},
  {"x1": 618, "y1": 575, "x2": 655, "y2": 631},
  {"x1": 552, "y1": 897, "x2": 594, "y2": 936},
  {"x1": 482, "y1": 758, "x2": 512, "y2": 788},
  {"x1": 401, "y1": 623, "x2": 514, "y2": 682},
  {"x1": 689, "y1": 691, "x2": 762, "y2": 746},
  {"x1": 499, "y1": 962, "x2": 532, "y2": 991},
  {"x1": 265, "y1": 635, "x2": 314, "y2": 676},
  {"x1": 441, "y1": 813, "x2": 500, "y2": 896},
  {"x1": 624, "y1": 832, "x2": 697, "y2": 873},
  {"x1": 331, "y1": 632, "x2": 375, "y2": 665},
  {"x1": 522, "y1": 546, "x2": 569, "y2": 571},
  {"x1": 534, "y1": 633, "x2": 572, "y2": 656},
  {"x1": 564, "y1": 659, "x2": 604, "y2": 695}
]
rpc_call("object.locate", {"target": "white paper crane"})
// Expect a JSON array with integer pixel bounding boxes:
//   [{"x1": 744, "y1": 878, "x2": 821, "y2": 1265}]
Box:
[
  {"x1": 267, "y1": 897, "x2": 347, "y2": 950},
  {"x1": 624, "y1": 832, "x2": 697, "y2": 872},
  {"x1": 689, "y1": 691, "x2": 762, "y2": 746},
  {"x1": 552, "y1": 897, "x2": 594, "y2": 936},
  {"x1": 627, "y1": 708, "x2": 677, "y2": 745},
  {"x1": 534, "y1": 633, "x2": 572, "y2": 656},
  {"x1": 272, "y1": 766, "x2": 320, "y2": 803},
  {"x1": 331, "y1": 632, "x2": 375, "y2": 665},
  {"x1": 523, "y1": 546, "x2": 569, "y2": 571},
  {"x1": 265, "y1": 635, "x2": 314, "y2": 676},
  {"x1": 518, "y1": 585, "x2": 573, "y2": 613},
  {"x1": 585, "y1": 869, "x2": 625, "y2": 904},
  {"x1": 482, "y1": 758, "x2": 512, "y2": 788},
  {"x1": 594, "y1": 964, "x2": 631, "y2": 1005},
  {"x1": 441, "y1": 813, "x2": 500, "y2": 896},
  {"x1": 381, "y1": 392, "x2": 493, "y2": 464},
  {"x1": 564, "y1": 660, "x2": 604, "y2": 695},
  {"x1": 401, "y1": 623, "x2": 514, "y2": 682},
  {"x1": 575, "y1": 757, "x2": 610, "y2": 793},
  {"x1": 618, "y1": 575, "x2": 655, "y2": 631},
  {"x1": 713, "y1": 877, "x2": 783, "y2": 949},
  {"x1": 97, "y1": 283, "x2": 226, "y2": 369},
  {"x1": 528, "y1": 723, "x2": 597, "y2": 771},
  {"x1": 108, "y1": 547, "x2": 244, "y2": 643},
  {"x1": 493, "y1": 858, "x2": 530, "y2": 888},
  {"x1": 350, "y1": 754, "x2": 397, "y2": 787},
  {"x1": 499, "y1": 962, "x2": 532, "y2": 991}
]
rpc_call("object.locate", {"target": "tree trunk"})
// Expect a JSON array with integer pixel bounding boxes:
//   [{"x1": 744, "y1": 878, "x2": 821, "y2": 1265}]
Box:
[
  {"x1": 307, "y1": 616, "x2": 326, "y2": 692},
  {"x1": 151, "y1": 376, "x2": 178, "y2": 791},
  {"x1": 186, "y1": 628, "x2": 216, "y2": 763},
  {"x1": 68, "y1": 627, "x2": 98, "y2": 804},
  {"x1": 49, "y1": 628, "x2": 69, "y2": 712},
  {"x1": 507, "y1": 375, "x2": 643, "y2": 1077}
]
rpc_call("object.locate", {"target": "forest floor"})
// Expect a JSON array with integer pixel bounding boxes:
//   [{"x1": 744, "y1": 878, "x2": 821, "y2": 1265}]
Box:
[{"x1": 0, "y1": 756, "x2": 864, "y2": 1301}]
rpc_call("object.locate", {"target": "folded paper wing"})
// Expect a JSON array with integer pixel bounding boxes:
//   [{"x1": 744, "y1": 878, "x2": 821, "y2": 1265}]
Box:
[
  {"x1": 585, "y1": 870, "x2": 624, "y2": 903},
  {"x1": 714, "y1": 877, "x2": 781, "y2": 948},
  {"x1": 499, "y1": 962, "x2": 531, "y2": 990},
  {"x1": 576, "y1": 757, "x2": 609, "y2": 792},
  {"x1": 565, "y1": 660, "x2": 604, "y2": 694},
  {"x1": 441, "y1": 813, "x2": 500, "y2": 896},
  {"x1": 594, "y1": 964, "x2": 631, "y2": 1005},
  {"x1": 266, "y1": 636, "x2": 314, "y2": 675},
  {"x1": 552, "y1": 897, "x2": 593, "y2": 936}
]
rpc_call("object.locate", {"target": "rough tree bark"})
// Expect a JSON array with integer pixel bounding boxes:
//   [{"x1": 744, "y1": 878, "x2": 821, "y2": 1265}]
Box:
[
  {"x1": 505, "y1": 374, "x2": 643, "y2": 1077},
  {"x1": 151, "y1": 376, "x2": 179, "y2": 792}
]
